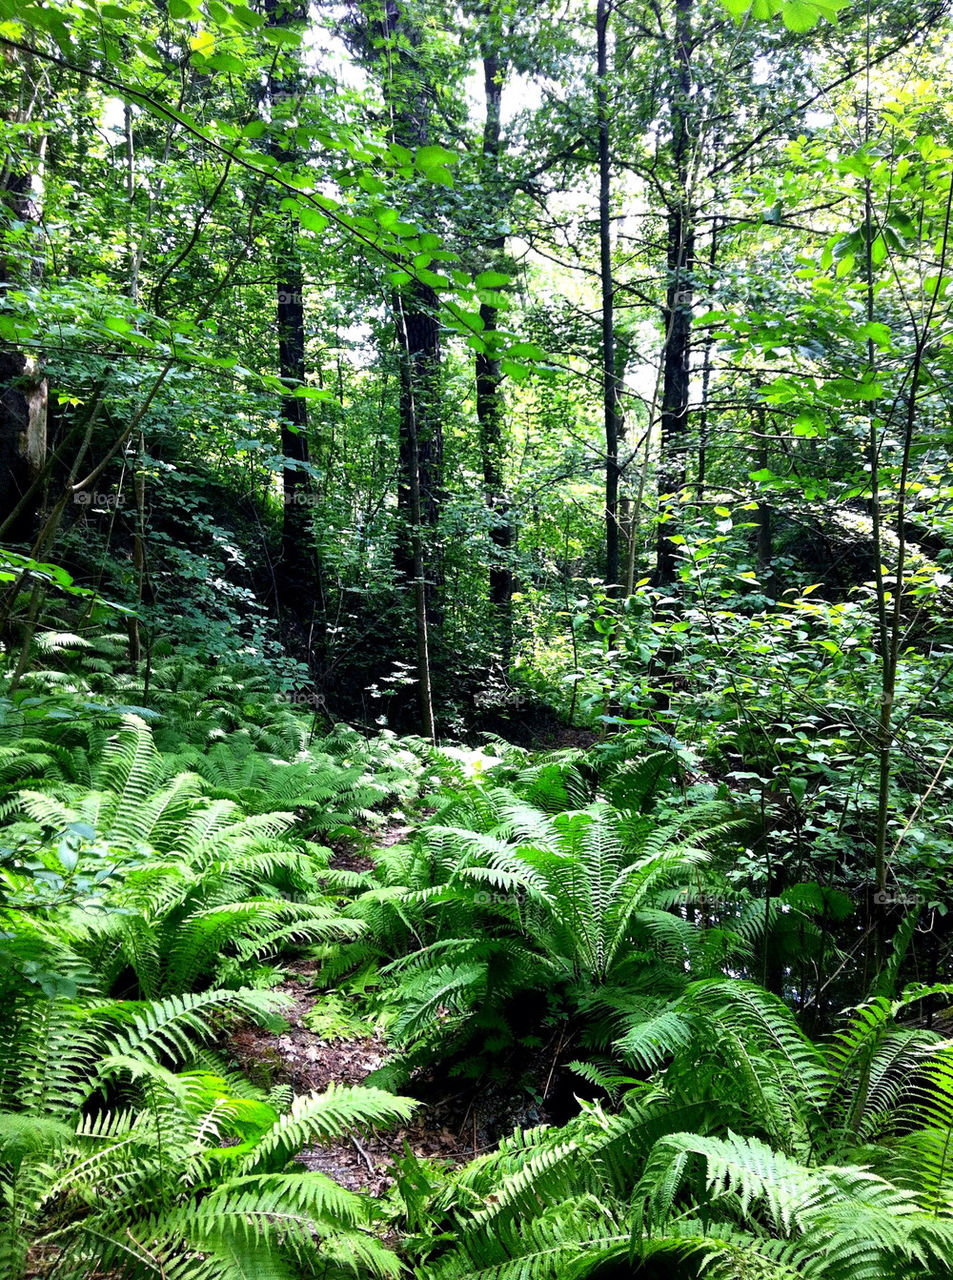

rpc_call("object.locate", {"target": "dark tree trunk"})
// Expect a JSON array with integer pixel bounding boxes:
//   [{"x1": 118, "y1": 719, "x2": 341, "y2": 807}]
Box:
[
  {"x1": 377, "y1": 0, "x2": 444, "y2": 661},
  {"x1": 0, "y1": 353, "x2": 47, "y2": 540},
  {"x1": 345, "y1": 0, "x2": 443, "y2": 735},
  {"x1": 597, "y1": 0, "x2": 621, "y2": 592},
  {"x1": 476, "y1": 36, "x2": 513, "y2": 660},
  {"x1": 1, "y1": 52, "x2": 48, "y2": 537},
  {"x1": 656, "y1": 0, "x2": 694, "y2": 588},
  {"x1": 264, "y1": 0, "x2": 322, "y2": 610},
  {"x1": 395, "y1": 283, "x2": 442, "y2": 605},
  {"x1": 275, "y1": 263, "x2": 313, "y2": 572}
]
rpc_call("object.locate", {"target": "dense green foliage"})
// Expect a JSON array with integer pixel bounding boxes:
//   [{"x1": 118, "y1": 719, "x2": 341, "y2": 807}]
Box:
[
  {"x1": 1, "y1": 653, "x2": 952, "y2": 1277},
  {"x1": 3, "y1": 0, "x2": 953, "y2": 1273}
]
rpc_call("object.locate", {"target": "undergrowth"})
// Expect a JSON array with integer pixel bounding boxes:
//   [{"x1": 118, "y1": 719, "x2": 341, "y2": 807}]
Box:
[{"x1": 1, "y1": 640, "x2": 952, "y2": 1279}]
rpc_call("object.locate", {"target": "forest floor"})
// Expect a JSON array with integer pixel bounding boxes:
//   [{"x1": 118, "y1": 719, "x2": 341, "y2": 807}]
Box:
[
  {"x1": 227, "y1": 962, "x2": 558, "y2": 1193},
  {"x1": 226, "y1": 828, "x2": 561, "y2": 1194}
]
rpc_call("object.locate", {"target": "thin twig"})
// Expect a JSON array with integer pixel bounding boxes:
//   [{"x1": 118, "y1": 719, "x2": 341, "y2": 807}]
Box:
[{"x1": 351, "y1": 1135, "x2": 375, "y2": 1176}]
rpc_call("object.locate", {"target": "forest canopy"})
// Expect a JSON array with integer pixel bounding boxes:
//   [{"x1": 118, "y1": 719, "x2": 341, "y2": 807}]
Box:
[{"x1": 3, "y1": 0, "x2": 953, "y2": 1276}]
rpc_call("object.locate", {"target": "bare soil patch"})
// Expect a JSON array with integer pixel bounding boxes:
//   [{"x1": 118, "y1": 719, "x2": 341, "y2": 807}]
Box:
[{"x1": 227, "y1": 964, "x2": 548, "y2": 1194}]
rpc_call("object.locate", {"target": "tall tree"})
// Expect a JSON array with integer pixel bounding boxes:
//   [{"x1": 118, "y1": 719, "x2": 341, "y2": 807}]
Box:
[
  {"x1": 349, "y1": 0, "x2": 445, "y2": 733},
  {"x1": 0, "y1": 46, "x2": 48, "y2": 537},
  {"x1": 374, "y1": 0, "x2": 444, "y2": 592},
  {"x1": 475, "y1": 2, "x2": 514, "y2": 658},
  {"x1": 265, "y1": 0, "x2": 317, "y2": 592},
  {"x1": 655, "y1": 0, "x2": 694, "y2": 589},
  {"x1": 596, "y1": 0, "x2": 621, "y2": 591}
]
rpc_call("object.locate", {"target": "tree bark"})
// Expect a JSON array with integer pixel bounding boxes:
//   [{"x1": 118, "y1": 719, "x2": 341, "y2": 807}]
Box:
[
  {"x1": 756, "y1": 417, "x2": 773, "y2": 592},
  {"x1": 597, "y1": 0, "x2": 621, "y2": 593},
  {"x1": 396, "y1": 296, "x2": 437, "y2": 743},
  {"x1": 376, "y1": 0, "x2": 444, "y2": 639},
  {"x1": 394, "y1": 283, "x2": 442, "y2": 596},
  {"x1": 373, "y1": 2, "x2": 444, "y2": 570},
  {"x1": 0, "y1": 50, "x2": 48, "y2": 536},
  {"x1": 265, "y1": 0, "x2": 316, "y2": 588},
  {"x1": 275, "y1": 260, "x2": 313, "y2": 571},
  {"x1": 656, "y1": 0, "x2": 694, "y2": 588},
  {"x1": 476, "y1": 34, "x2": 513, "y2": 660}
]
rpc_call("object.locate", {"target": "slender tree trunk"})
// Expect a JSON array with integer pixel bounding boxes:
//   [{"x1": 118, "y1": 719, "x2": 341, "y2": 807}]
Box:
[
  {"x1": 395, "y1": 282, "x2": 442, "y2": 610},
  {"x1": 597, "y1": 0, "x2": 620, "y2": 592},
  {"x1": 275, "y1": 260, "x2": 313, "y2": 571},
  {"x1": 264, "y1": 0, "x2": 317, "y2": 591},
  {"x1": 476, "y1": 36, "x2": 513, "y2": 660},
  {"x1": 865, "y1": 176, "x2": 890, "y2": 927},
  {"x1": 697, "y1": 217, "x2": 719, "y2": 500},
  {"x1": 755, "y1": 416, "x2": 773, "y2": 593},
  {"x1": 866, "y1": 153, "x2": 953, "y2": 966},
  {"x1": 127, "y1": 431, "x2": 147, "y2": 664},
  {"x1": 371, "y1": 0, "x2": 444, "y2": 610},
  {"x1": 656, "y1": 0, "x2": 694, "y2": 588},
  {"x1": 396, "y1": 295, "x2": 437, "y2": 742},
  {"x1": 0, "y1": 51, "x2": 48, "y2": 536},
  {"x1": 124, "y1": 103, "x2": 139, "y2": 305}
]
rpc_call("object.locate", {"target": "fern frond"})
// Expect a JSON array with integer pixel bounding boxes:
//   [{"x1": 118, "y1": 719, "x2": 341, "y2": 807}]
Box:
[{"x1": 238, "y1": 1083, "x2": 416, "y2": 1174}]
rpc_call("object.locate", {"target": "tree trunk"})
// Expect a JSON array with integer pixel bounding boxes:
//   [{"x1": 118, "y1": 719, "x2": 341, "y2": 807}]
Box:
[
  {"x1": 476, "y1": 36, "x2": 513, "y2": 661},
  {"x1": 396, "y1": 297, "x2": 437, "y2": 743},
  {"x1": 756, "y1": 417, "x2": 773, "y2": 593},
  {"x1": 275, "y1": 262, "x2": 313, "y2": 572},
  {"x1": 395, "y1": 283, "x2": 442, "y2": 603},
  {"x1": 265, "y1": 0, "x2": 316, "y2": 590},
  {"x1": 597, "y1": 0, "x2": 621, "y2": 592},
  {"x1": 656, "y1": 0, "x2": 694, "y2": 588},
  {"x1": 0, "y1": 51, "x2": 48, "y2": 537},
  {"x1": 376, "y1": 0, "x2": 444, "y2": 636}
]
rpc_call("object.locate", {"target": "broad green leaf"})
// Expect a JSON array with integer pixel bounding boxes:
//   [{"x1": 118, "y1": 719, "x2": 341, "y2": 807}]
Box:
[
  {"x1": 415, "y1": 144, "x2": 456, "y2": 171},
  {"x1": 299, "y1": 209, "x2": 328, "y2": 233},
  {"x1": 782, "y1": 0, "x2": 819, "y2": 31},
  {"x1": 475, "y1": 270, "x2": 511, "y2": 288}
]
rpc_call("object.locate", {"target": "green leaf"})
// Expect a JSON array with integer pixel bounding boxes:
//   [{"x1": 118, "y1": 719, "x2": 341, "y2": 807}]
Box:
[
  {"x1": 415, "y1": 144, "x2": 456, "y2": 171},
  {"x1": 501, "y1": 358, "x2": 531, "y2": 382},
  {"x1": 861, "y1": 321, "x2": 892, "y2": 347},
  {"x1": 417, "y1": 268, "x2": 451, "y2": 289},
  {"x1": 475, "y1": 270, "x2": 511, "y2": 288},
  {"x1": 504, "y1": 341, "x2": 546, "y2": 360},
  {"x1": 230, "y1": 2, "x2": 264, "y2": 26},
  {"x1": 262, "y1": 25, "x2": 302, "y2": 46},
  {"x1": 782, "y1": 0, "x2": 819, "y2": 30},
  {"x1": 207, "y1": 52, "x2": 244, "y2": 73},
  {"x1": 299, "y1": 209, "x2": 327, "y2": 233},
  {"x1": 789, "y1": 776, "x2": 807, "y2": 803}
]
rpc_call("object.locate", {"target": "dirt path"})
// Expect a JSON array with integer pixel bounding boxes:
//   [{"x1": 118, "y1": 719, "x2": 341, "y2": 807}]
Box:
[
  {"x1": 227, "y1": 828, "x2": 563, "y2": 1194},
  {"x1": 228, "y1": 966, "x2": 474, "y2": 1194}
]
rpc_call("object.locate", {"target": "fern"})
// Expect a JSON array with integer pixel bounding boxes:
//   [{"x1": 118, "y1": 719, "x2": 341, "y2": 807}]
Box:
[
  {"x1": 1, "y1": 1073, "x2": 412, "y2": 1280},
  {"x1": 238, "y1": 1083, "x2": 416, "y2": 1174}
]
